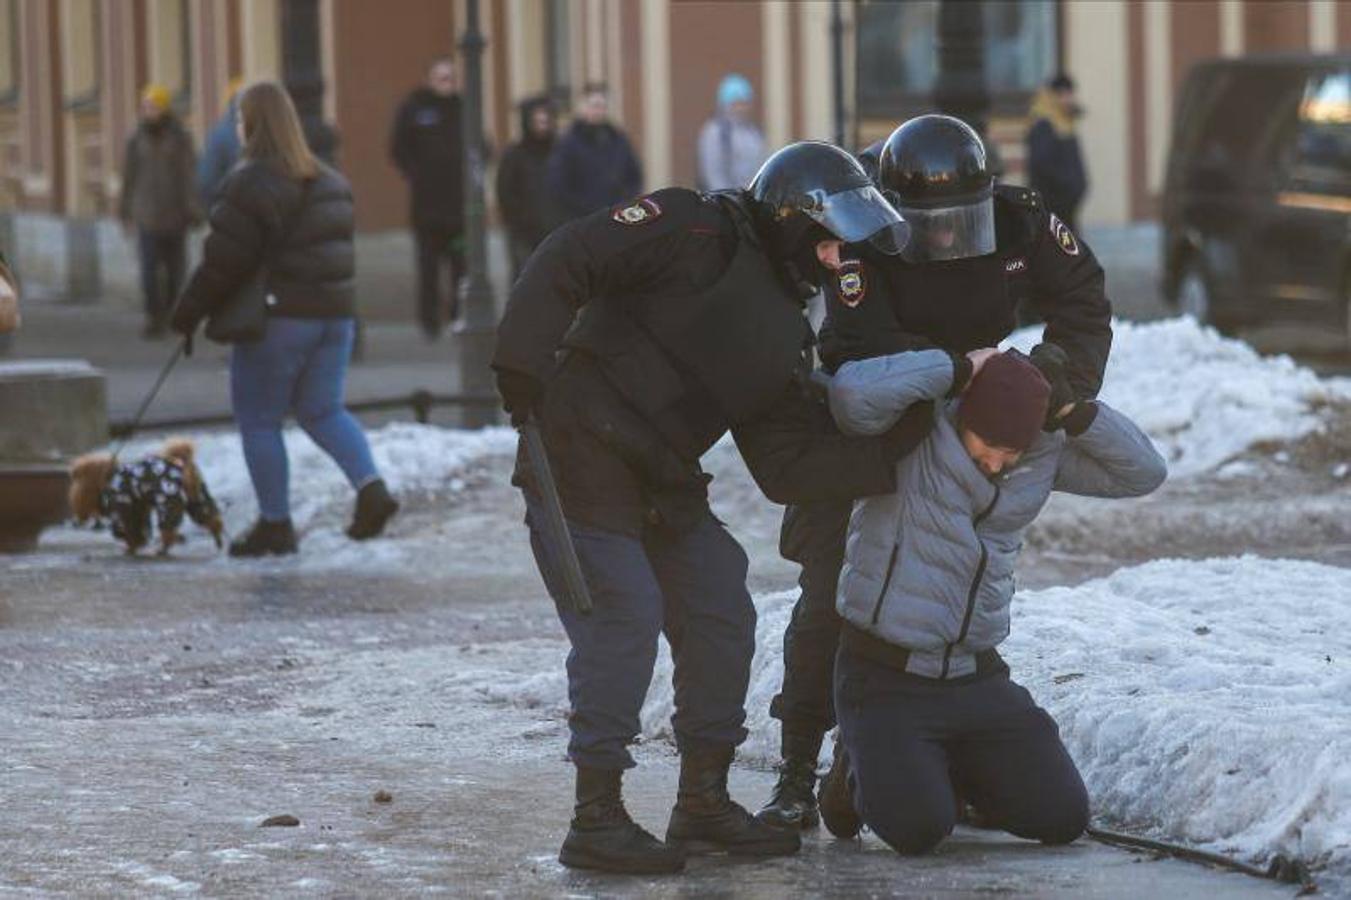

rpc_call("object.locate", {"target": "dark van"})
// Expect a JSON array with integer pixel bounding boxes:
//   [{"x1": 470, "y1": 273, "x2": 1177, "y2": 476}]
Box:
[{"x1": 1162, "y1": 54, "x2": 1351, "y2": 344}]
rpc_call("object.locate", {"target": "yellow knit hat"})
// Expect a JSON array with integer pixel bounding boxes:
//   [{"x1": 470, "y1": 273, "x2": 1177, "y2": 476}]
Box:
[{"x1": 142, "y1": 84, "x2": 172, "y2": 113}]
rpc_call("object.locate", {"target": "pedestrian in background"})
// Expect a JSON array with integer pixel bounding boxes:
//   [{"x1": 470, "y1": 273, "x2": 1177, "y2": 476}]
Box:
[
  {"x1": 197, "y1": 78, "x2": 244, "y2": 209},
  {"x1": 119, "y1": 84, "x2": 200, "y2": 338},
  {"x1": 171, "y1": 81, "x2": 399, "y2": 557},
  {"x1": 696, "y1": 74, "x2": 767, "y2": 191},
  {"x1": 547, "y1": 84, "x2": 642, "y2": 222},
  {"x1": 0, "y1": 246, "x2": 19, "y2": 334},
  {"x1": 390, "y1": 58, "x2": 466, "y2": 339},
  {"x1": 496, "y1": 96, "x2": 560, "y2": 280},
  {"x1": 1026, "y1": 73, "x2": 1087, "y2": 232}
]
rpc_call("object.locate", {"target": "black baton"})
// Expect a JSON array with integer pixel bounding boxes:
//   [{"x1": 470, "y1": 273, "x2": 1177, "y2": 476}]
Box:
[{"x1": 521, "y1": 419, "x2": 593, "y2": 615}]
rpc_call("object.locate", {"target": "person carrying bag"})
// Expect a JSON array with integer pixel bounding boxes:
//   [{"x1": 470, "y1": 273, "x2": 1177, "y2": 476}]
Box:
[{"x1": 171, "y1": 81, "x2": 399, "y2": 557}]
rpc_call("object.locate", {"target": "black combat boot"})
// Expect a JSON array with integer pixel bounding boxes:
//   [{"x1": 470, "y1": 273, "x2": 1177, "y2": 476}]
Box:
[
  {"x1": 228, "y1": 518, "x2": 298, "y2": 558},
  {"x1": 346, "y1": 479, "x2": 400, "y2": 540},
  {"x1": 666, "y1": 747, "x2": 801, "y2": 856},
  {"x1": 818, "y1": 738, "x2": 862, "y2": 839},
  {"x1": 559, "y1": 767, "x2": 685, "y2": 874},
  {"x1": 756, "y1": 729, "x2": 823, "y2": 829}
]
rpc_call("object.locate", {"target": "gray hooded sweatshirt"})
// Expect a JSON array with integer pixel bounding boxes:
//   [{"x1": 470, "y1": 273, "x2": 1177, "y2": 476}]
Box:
[{"x1": 829, "y1": 349, "x2": 1168, "y2": 680}]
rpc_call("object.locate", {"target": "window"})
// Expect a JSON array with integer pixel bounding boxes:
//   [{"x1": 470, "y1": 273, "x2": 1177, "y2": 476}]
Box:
[
  {"x1": 1289, "y1": 71, "x2": 1351, "y2": 186},
  {"x1": 856, "y1": 0, "x2": 1059, "y2": 117},
  {"x1": 148, "y1": 0, "x2": 192, "y2": 105},
  {"x1": 0, "y1": 0, "x2": 17, "y2": 104},
  {"x1": 62, "y1": 0, "x2": 101, "y2": 109}
]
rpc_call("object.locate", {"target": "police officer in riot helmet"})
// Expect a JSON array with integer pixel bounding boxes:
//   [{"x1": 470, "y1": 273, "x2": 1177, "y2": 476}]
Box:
[
  {"x1": 757, "y1": 115, "x2": 1114, "y2": 833},
  {"x1": 492, "y1": 141, "x2": 934, "y2": 875}
]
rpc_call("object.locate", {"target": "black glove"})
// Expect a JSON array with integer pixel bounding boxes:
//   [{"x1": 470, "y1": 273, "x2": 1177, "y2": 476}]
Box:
[
  {"x1": 494, "y1": 368, "x2": 543, "y2": 427},
  {"x1": 1029, "y1": 342, "x2": 1076, "y2": 430}
]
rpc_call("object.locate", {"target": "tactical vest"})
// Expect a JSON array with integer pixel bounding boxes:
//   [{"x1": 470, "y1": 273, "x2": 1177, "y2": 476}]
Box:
[{"x1": 564, "y1": 194, "x2": 811, "y2": 460}]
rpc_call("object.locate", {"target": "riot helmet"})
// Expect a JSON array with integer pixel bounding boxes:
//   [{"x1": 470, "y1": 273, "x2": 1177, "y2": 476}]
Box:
[
  {"x1": 748, "y1": 141, "x2": 910, "y2": 264},
  {"x1": 876, "y1": 115, "x2": 995, "y2": 263}
]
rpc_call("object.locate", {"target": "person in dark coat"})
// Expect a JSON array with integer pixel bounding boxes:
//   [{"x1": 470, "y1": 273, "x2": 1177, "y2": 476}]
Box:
[
  {"x1": 757, "y1": 115, "x2": 1114, "y2": 833},
  {"x1": 172, "y1": 81, "x2": 399, "y2": 557},
  {"x1": 493, "y1": 142, "x2": 923, "y2": 875},
  {"x1": 390, "y1": 58, "x2": 466, "y2": 338},
  {"x1": 1026, "y1": 73, "x2": 1088, "y2": 233},
  {"x1": 120, "y1": 84, "x2": 201, "y2": 338},
  {"x1": 496, "y1": 96, "x2": 560, "y2": 279},
  {"x1": 547, "y1": 84, "x2": 642, "y2": 222}
]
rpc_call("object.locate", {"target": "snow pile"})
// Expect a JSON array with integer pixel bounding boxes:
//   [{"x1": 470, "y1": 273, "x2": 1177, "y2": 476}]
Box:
[
  {"x1": 1004, "y1": 317, "x2": 1351, "y2": 477},
  {"x1": 1006, "y1": 556, "x2": 1351, "y2": 872},
  {"x1": 638, "y1": 556, "x2": 1351, "y2": 874},
  {"x1": 118, "y1": 423, "x2": 518, "y2": 563}
]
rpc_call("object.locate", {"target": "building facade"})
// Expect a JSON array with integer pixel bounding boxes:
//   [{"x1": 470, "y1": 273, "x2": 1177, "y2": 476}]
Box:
[{"x1": 1, "y1": 0, "x2": 1348, "y2": 297}]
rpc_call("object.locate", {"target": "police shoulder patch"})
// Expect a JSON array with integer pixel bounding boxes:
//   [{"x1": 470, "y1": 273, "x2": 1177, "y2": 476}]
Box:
[
  {"x1": 1048, "y1": 213, "x2": 1080, "y2": 257},
  {"x1": 612, "y1": 196, "x2": 663, "y2": 226},
  {"x1": 836, "y1": 261, "x2": 866, "y2": 307}
]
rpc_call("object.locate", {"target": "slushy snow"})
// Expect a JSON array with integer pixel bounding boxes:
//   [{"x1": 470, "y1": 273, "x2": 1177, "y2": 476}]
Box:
[
  {"x1": 638, "y1": 556, "x2": 1351, "y2": 877},
  {"x1": 1005, "y1": 318, "x2": 1351, "y2": 477}
]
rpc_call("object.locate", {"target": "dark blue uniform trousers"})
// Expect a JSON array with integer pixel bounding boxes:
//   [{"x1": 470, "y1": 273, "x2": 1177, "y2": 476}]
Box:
[
  {"x1": 835, "y1": 648, "x2": 1089, "y2": 855},
  {"x1": 526, "y1": 499, "x2": 756, "y2": 771}
]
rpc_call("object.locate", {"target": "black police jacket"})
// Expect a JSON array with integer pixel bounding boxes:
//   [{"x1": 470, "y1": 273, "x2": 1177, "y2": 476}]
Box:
[
  {"x1": 779, "y1": 185, "x2": 1113, "y2": 564},
  {"x1": 493, "y1": 187, "x2": 930, "y2": 536}
]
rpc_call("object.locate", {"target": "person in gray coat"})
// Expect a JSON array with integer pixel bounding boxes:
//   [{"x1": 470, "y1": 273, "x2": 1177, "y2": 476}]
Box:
[{"x1": 816, "y1": 347, "x2": 1167, "y2": 856}]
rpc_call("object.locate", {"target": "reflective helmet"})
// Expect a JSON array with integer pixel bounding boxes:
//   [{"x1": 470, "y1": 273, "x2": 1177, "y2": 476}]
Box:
[
  {"x1": 748, "y1": 141, "x2": 909, "y2": 258},
  {"x1": 876, "y1": 115, "x2": 995, "y2": 263}
]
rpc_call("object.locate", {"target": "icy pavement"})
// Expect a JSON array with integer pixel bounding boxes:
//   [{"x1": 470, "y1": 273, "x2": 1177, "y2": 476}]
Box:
[{"x1": 3, "y1": 317, "x2": 1350, "y2": 895}]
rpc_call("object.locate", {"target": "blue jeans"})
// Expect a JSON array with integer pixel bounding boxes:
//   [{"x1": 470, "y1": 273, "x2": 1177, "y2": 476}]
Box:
[
  {"x1": 525, "y1": 496, "x2": 756, "y2": 770},
  {"x1": 231, "y1": 317, "x2": 380, "y2": 521}
]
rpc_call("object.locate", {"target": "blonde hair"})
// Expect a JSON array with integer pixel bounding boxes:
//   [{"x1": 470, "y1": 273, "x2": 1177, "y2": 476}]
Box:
[
  {"x1": 238, "y1": 81, "x2": 319, "y2": 180},
  {"x1": 68, "y1": 452, "x2": 117, "y2": 523}
]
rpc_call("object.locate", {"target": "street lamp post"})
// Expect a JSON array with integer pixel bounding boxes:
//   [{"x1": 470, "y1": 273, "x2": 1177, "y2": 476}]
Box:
[
  {"x1": 280, "y1": 0, "x2": 338, "y2": 164},
  {"x1": 830, "y1": 0, "x2": 846, "y2": 147},
  {"x1": 455, "y1": 0, "x2": 498, "y2": 428}
]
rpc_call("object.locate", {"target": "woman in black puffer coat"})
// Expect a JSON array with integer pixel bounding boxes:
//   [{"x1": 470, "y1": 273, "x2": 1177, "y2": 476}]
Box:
[{"x1": 172, "y1": 81, "x2": 398, "y2": 557}]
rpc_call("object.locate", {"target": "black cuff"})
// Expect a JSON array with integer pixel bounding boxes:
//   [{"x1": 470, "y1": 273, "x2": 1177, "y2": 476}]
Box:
[
  {"x1": 947, "y1": 353, "x2": 974, "y2": 398},
  {"x1": 1061, "y1": 401, "x2": 1099, "y2": 436}
]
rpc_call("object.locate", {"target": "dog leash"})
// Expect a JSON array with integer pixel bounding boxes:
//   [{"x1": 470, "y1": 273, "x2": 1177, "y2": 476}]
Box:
[{"x1": 108, "y1": 337, "x2": 189, "y2": 461}]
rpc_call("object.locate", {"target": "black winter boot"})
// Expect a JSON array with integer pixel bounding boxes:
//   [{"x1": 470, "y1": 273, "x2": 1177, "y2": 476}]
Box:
[
  {"x1": 346, "y1": 479, "x2": 399, "y2": 540},
  {"x1": 756, "y1": 729, "x2": 823, "y2": 829},
  {"x1": 559, "y1": 767, "x2": 685, "y2": 874},
  {"x1": 818, "y1": 737, "x2": 862, "y2": 839},
  {"x1": 228, "y1": 518, "x2": 298, "y2": 558},
  {"x1": 666, "y1": 747, "x2": 801, "y2": 857}
]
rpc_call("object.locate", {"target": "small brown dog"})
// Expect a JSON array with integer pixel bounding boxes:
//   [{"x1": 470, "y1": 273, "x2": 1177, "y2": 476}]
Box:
[{"x1": 69, "y1": 438, "x2": 224, "y2": 556}]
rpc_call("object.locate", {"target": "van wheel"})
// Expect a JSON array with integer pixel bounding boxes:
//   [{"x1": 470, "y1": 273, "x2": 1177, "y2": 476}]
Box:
[
  {"x1": 1177, "y1": 260, "x2": 1238, "y2": 335},
  {"x1": 1177, "y1": 261, "x2": 1212, "y2": 324}
]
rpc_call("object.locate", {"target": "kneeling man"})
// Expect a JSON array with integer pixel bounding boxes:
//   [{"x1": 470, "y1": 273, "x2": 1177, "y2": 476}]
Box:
[{"x1": 818, "y1": 347, "x2": 1167, "y2": 854}]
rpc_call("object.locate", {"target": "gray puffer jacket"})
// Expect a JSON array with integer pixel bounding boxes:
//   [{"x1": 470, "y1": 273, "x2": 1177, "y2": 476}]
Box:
[{"x1": 829, "y1": 349, "x2": 1167, "y2": 679}]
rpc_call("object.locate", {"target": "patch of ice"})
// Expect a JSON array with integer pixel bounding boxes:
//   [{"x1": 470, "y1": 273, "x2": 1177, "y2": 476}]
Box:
[{"x1": 1003, "y1": 317, "x2": 1351, "y2": 477}]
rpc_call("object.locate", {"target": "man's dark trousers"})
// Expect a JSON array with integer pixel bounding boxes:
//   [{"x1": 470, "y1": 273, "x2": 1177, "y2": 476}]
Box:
[
  {"x1": 770, "y1": 498, "x2": 851, "y2": 739},
  {"x1": 138, "y1": 230, "x2": 186, "y2": 329},
  {"x1": 834, "y1": 647, "x2": 1089, "y2": 855},
  {"x1": 414, "y1": 225, "x2": 465, "y2": 336},
  {"x1": 525, "y1": 497, "x2": 756, "y2": 770}
]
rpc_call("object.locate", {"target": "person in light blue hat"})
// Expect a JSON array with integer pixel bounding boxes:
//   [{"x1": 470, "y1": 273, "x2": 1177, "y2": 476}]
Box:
[{"x1": 697, "y1": 73, "x2": 767, "y2": 191}]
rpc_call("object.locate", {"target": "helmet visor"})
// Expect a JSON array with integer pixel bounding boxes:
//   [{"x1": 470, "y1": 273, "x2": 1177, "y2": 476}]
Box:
[
  {"x1": 896, "y1": 198, "x2": 995, "y2": 263},
  {"x1": 808, "y1": 185, "x2": 910, "y2": 256}
]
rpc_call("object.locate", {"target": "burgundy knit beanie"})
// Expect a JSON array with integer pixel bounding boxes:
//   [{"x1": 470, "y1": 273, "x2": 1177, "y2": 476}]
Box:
[{"x1": 957, "y1": 351, "x2": 1051, "y2": 452}]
